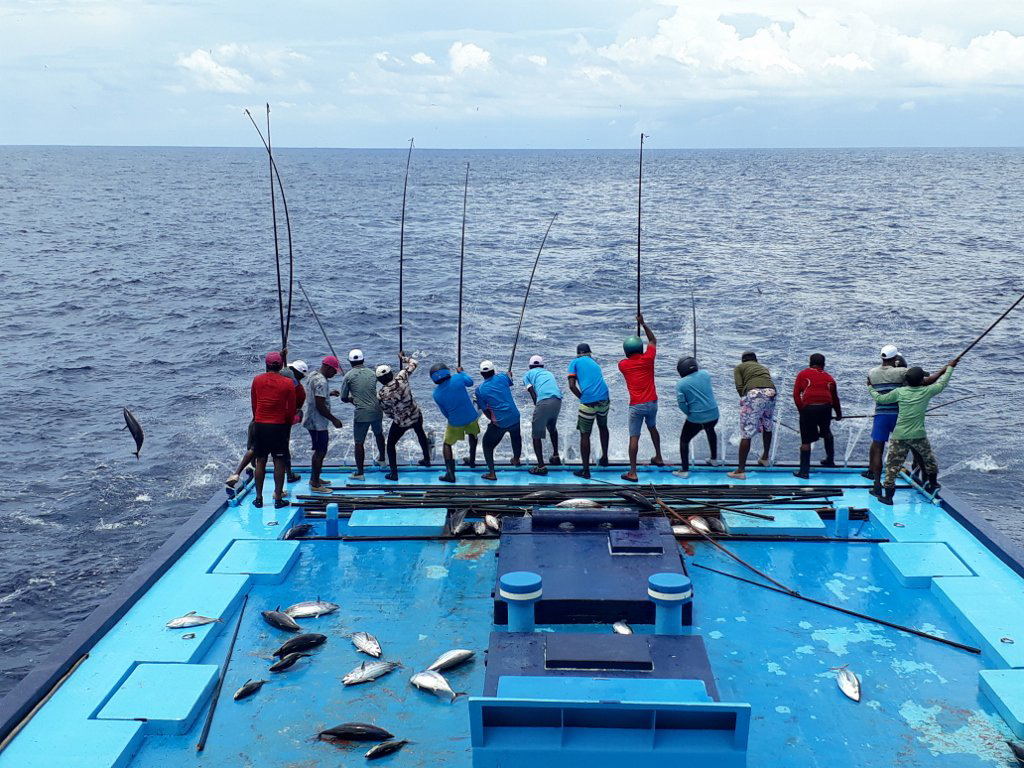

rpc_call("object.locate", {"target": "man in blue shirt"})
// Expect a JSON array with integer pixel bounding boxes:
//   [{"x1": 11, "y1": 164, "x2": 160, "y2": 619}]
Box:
[
  {"x1": 674, "y1": 356, "x2": 720, "y2": 478},
  {"x1": 430, "y1": 362, "x2": 479, "y2": 482},
  {"x1": 567, "y1": 342, "x2": 610, "y2": 479},
  {"x1": 475, "y1": 360, "x2": 523, "y2": 481},
  {"x1": 522, "y1": 355, "x2": 562, "y2": 475}
]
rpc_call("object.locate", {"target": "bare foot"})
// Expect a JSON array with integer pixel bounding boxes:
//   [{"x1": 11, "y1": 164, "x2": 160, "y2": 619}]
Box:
[{"x1": 726, "y1": 470, "x2": 747, "y2": 480}]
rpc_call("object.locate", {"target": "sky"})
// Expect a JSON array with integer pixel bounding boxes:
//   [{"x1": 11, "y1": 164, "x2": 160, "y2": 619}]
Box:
[{"x1": 2, "y1": 1, "x2": 1024, "y2": 148}]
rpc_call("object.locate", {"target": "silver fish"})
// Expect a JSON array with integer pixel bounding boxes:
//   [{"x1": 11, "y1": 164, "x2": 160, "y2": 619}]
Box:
[
  {"x1": 447, "y1": 509, "x2": 467, "y2": 536},
  {"x1": 453, "y1": 521, "x2": 472, "y2": 537},
  {"x1": 554, "y1": 498, "x2": 603, "y2": 508},
  {"x1": 165, "y1": 611, "x2": 222, "y2": 629},
  {"x1": 485, "y1": 514, "x2": 501, "y2": 532},
  {"x1": 688, "y1": 516, "x2": 712, "y2": 535},
  {"x1": 473, "y1": 521, "x2": 487, "y2": 536},
  {"x1": 612, "y1": 620, "x2": 633, "y2": 635},
  {"x1": 671, "y1": 524, "x2": 694, "y2": 536},
  {"x1": 836, "y1": 666, "x2": 861, "y2": 702},
  {"x1": 427, "y1": 649, "x2": 474, "y2": 672},
  {"x1": 365, "y1": 739, "x2": 409, "y2": 759},
  {"x1": 284, "y1": 599, "x2": 339, "y2": 619},
  {"x1": 351, "y1": 631, "x2": 382, "y2": 658},
  {"x1": 343, "y1": 660, "x2": 400, "y2": 686},
  {"x1": 182, "y1": 633, "x2": 196, "y2": 640},
  {"x1": 233, "y1": 679, "x2": 268, "y2": 701},
  {"x1": 261, "y1": 609, "x2": 301, "y2": 632},
  {"x1": 410, "y1": 670, "x2": 463, "y2": 703}
]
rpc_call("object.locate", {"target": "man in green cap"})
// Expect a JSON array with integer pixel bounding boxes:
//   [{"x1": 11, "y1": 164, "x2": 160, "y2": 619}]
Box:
[{"x1": 617, "y1": 313, "x2": 664, "y2": 482}]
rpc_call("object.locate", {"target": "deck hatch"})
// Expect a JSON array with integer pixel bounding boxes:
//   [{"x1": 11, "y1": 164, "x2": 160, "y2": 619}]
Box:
[{"x1": 545, "y1": 633, "x2": 654, "y2": 671}]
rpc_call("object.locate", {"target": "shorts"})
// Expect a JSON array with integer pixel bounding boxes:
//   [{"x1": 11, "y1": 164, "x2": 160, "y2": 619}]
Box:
[
  {"x1": 798, "y1": 404, "x2": 833, "y2": 444},
  {"x1": 252, "y1": 422, "x2": 290, "y2": 460},
  {"x1": 577, "y1": 399, "x2": 610, "y2": 435},
  {"x1": 444, "y1": 419, "x2": 480, "y2": 446},
  {"x1": 532, "y1": 397, "x2": 562, "y2": 440},
  {"x1": 628, "y1": 400, "x2": 658, "y2": 437},
  {"x1": 871, "y1": 413, "x2": 899, "y2": 443},
  {"x1": 739, "y1": 388, "x2": 776, "y2": 438},
  {"x1": 353, "y1": 416, "x2": 384, "y2": 443},
  {"x1": 308, "y1": 429, "x2": 329, "y2": 454},
  {"x1": 245, "y1": 420, "x2": 255, "y2": 450}
]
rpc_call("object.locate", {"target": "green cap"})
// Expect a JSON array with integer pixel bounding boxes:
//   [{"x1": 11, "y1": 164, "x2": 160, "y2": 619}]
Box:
[{"x1": 623, "y1": 335, "x2": 644, "y2": 357}]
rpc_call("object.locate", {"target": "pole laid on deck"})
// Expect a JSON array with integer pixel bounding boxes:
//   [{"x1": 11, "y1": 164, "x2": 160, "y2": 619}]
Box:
[
  {"x1": 398, "y1": 138, "x2": 414, "y2": 355},
  {"x1": 458, "y1": 162, "x2": 469, "y2": 368},
  {"x1": 508, "y1": 213, "x2": 558, "y2": 371}
]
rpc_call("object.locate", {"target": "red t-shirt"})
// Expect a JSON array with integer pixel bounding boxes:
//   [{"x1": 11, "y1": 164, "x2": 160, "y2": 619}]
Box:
[
  {"x1": 617, "y1": 344, "x2": 657, "y2": 405},
  {"x1": 251, "y1": 372, "x2": 296, "y2": 424},
  {"x1": 792, "y1": 367, "x2": 841, "y2": 412}
]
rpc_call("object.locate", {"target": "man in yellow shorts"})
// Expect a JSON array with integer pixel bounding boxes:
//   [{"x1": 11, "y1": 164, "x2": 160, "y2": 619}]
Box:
[{"x1": 430, "y1": 362, "x2": 480, "y2": 482}]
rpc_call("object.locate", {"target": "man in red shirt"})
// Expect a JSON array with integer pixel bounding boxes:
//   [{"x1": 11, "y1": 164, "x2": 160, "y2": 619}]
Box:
[
  {"x1": 617, "y1": 313, "x2": 664, "y2": 482},
  {"x1": 251, "y1": 351, "x2": 296, "y2": 508},
  {"x1": 791, "y1": 353, "x2": 842, "y2": 479}
]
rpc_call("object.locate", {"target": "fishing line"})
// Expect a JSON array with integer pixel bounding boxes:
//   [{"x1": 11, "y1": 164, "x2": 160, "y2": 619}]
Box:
[
  {"x1": 297, "y1": 280, "x2": 338, "y2": 360},
  {"x1": 508, "y1": 212, "x2": 558, "y2": 371},
  {"x1": 458, "y1": 162, "x2": 469, "y2": 368},
  {"x1": 398, "y1": 138, "x2": 414, "y2": 355}
]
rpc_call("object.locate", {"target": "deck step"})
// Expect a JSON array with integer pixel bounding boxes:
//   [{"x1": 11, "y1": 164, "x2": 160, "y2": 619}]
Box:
[
  {"x1": 212, "y1": 539, "x2": 300, "y2": 584},
  {"x1": 347, "y1": 507, "x2": 448, "y2": 536},
  {"x1": 931, "y1": 577, "x2": 1024, "y2": 668},
  {"x1": 720, "y1": 508, "x2": 825, "y2": 536},
  {"x1": 878, "y1": 542, "x2": 973, "y2": 588},
  {"x1": 496, "y1": 675, "x2": 711, "y2": 703},
  {"x1": 96, "y1": 663, "x2": 219, "y2": 735},
  {"x1": 979, "y1": 669, "x2": 1024, "y2": 739}
]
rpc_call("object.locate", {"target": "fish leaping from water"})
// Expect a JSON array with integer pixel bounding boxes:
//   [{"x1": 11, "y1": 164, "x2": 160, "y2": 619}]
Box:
[{"x1": 122, "y1": 408, "x2": 144, "y2": 459}]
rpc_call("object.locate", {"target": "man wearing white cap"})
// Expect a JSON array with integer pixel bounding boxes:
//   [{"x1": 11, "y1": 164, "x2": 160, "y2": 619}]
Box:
[
  {"x1": 475, "y1": 360, "x2": 522, "y2": 480},
  {"x1": 340, "y1": 348, "x2": 385, "y2": 480},
  {"x1": 522, "y1": 355, "x2": 562, "y2": 475}
]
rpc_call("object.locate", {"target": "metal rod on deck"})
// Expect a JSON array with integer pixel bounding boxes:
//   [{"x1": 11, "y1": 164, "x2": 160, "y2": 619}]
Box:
[{"x1": 197, "y1": 594, "x2": 249, "y2": 752}]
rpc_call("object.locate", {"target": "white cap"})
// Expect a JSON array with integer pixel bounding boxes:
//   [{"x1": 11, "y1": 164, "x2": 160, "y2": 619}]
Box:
[
  {"x1": 375, "y1": 364, "x2": 392, "y2": 378},
  {"x1": 528, "y1": 354, "x2": 544, "y2": 367},
  {"x1": 880, "y1": 344, "x2": 899, "y2": 360},
  {"x1": 480, "y1": 360, "x2": 495, "y2": 374},
  {"x1": 289, "y1": 360, "x2": 308, "y2": 375},
  {"x1": 349, "y1": 349, "x2": 364, "y2": 363}
]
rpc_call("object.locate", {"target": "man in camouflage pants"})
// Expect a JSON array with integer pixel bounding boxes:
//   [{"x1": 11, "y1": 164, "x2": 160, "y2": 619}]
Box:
[{"x1": 868, "y1": 358, "x2": 959, "y2": 505}]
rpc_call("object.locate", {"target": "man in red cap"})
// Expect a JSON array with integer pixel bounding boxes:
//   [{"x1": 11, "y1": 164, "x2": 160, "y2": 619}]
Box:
[
  {"x1": 302, "y1": 355, "x2": 344, "y2": 493},
  {"x1": 250, "y1": 351, "x2": 296, "y2": 508}
]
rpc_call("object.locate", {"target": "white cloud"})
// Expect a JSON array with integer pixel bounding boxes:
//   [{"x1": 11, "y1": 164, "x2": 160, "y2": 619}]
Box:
[
  {"x1": 527, "y1": 55, "x2": 548, "y2": 67},
  {"x1": 899, "y1": 100, "x2": 916, "y2": 111},
  {"x1": 177, "y1": 49, "x2": 253, "y2": 93},
  {"x1": 449, "y1": 41, "x2": 491, "y2": 75},
  {"x1": 411, "y1": 52, "x2": 435, "y2": 65}
]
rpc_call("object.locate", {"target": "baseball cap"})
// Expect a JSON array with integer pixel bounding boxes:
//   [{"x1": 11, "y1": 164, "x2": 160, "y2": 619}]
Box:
[
  {"x1": 480, "y1": 360, "x2": 496, "y2": 374},
  {"x1": 528, "y1": 354, "x2": 544, "y2": 367},
  {"x1": 880, "y1": 344, "x2": 899, "y2": 360},
  {"x1": 289, "y1": 360, "x2": 308, "y2": 375},
  {"x1": 322, "y1": 355, "x2": 341, "y2": 371},
  {"x1": 348, "y1": 349, "x2": 364, "y2": 363},
  {"x1": 375, "y1": 364, "x2": 392, "y2": 378},
  {"x1": 265, "y1": 351, "x2": 283, "y2": 366}
]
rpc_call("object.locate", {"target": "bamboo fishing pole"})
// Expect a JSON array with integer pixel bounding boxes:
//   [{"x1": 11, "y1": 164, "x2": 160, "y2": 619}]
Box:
[
  {"x1": 636, "y1": 133, "x2": 645, "y2": 336},
  {"x1": 690, "y1": 286, "x2": 697, "y2": 358},
  {"x1": 458, "y1": 162, "x2": 469, "y2": 368},
  {"x1": 956, "y1": 290, "x2": 1024, "y2": 360},
  {"x1": 297, "y1": 280, "x2": 338, "y2": 360},
  {"x1": 398, "y1": 138, "x2": 414, "y2": 355},
  {"x1": 508, "y1": 213, "x2": 558, "y2": 371}
]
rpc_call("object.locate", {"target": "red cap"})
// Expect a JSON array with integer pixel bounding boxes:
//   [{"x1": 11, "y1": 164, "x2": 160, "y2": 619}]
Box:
[
  {"x1": 265, "y1": 351, "x2": 283, "y2": 366},
  {"x1": 323, "y1": 355, "x2": 341, "y2": 371}
]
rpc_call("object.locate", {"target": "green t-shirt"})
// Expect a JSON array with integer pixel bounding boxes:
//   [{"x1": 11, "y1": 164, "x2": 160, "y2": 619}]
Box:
[
  {"x1": 870, "y1": 367, "x2": 952, "y2": 440},
  {"x1": 734, "y1": 361, "x2": 775, "y2": 396},
  {"x1": 340, "y1": 366, "x2": 383, "y2": 422}
]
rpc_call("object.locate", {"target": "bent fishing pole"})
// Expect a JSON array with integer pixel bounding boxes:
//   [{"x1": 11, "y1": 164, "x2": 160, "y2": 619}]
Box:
[
  {"x1": 508, "y1": 213, "x2": 559, "y2": 371},
  {"x1": 297, "y1": 280, "x2": 338, "y2": 360},
  {"x1": 398, "y1": 138, "x2": 414, "y2": 355},
  {"x1": 635, "y1": 133, "x2": 645, "y2": 336},
  {"x1": 458, "y1": 162, "x2": 469, "y2": 368},
  {"x1": 955, "y1": 290, "x2": 1024, "y2": 361},
  {"x1": 690, "y1": 286, "x2": 697, "y2": 358}
]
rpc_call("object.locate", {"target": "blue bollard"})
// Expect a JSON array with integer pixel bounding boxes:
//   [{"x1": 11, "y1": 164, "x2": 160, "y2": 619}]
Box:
[
  {"x1": 648, "y1": 573, "x2": 693, "y2": 635},
  {"x1": 499, "y1": 571, "x2": 542, "y2": 632},
  {"x1": 326, "y1": 503, "x2": 339, "y2": 538},
  {"x1": 835, "y1": 506, "x2": 850, "y2": 538}
]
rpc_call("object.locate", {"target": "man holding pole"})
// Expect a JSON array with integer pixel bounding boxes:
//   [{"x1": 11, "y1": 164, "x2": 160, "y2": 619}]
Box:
[
  {"x1": 618, "y1": 313, "x2": 664, "y2": 482},
  {"x1": 340, "y1": 349, "x2": 386, "y2": 480},
  {"x1": 430, "y1": 362, "x2": 479, "y2": 482},
  {"x1": 475, "y1": 360, "x2": 522, "y2": 481},
  {"x1": 523, "y1": 355, "x2": 563, "y2": 475},
  {"x1": 567, "y1": 343, "x2": 610, "y2": 479},
  {"x1": 303, "y1": 355, "x2": 344, "y2": 493}
]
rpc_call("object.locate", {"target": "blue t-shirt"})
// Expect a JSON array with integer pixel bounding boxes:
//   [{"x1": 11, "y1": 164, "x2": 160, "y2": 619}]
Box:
[
  {"x1": 432, "y1": 371, "x2": 477, "y2": 427},
  {"x1": 676, "y1": 370, "x2": 719, "y2": 424},
  {"x1": 475, "y1": 374, "x2": 520, "y2": 429},
  {"x1": 567, "y1": 355, "x2": 609, "y2": 404},
  {"x1": 523, "y1": 367, "x2": 562, "y2": 401}
]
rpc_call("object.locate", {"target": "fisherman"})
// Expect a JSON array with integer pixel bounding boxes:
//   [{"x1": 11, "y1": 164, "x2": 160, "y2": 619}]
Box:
[
  {"x1": 284, "y1": 358, "x2": 308, "y2": 484},
  {"x1": 340, "y1": 349, "x2": 385, "y2": 480},
  {"x1": 250, "y1": 351, "x2": 296, "y2": 508},
  {"x1": 303, "y1": 355, "x2": 344, "y2": 493},
  {"x1": 225, "y1": 422, "x2": 256, "y2": 494},
  {"x1": 376, "y1": 353, "x2": 432, "y2": 482},
  {"x1": 791, "y1": 353, "x2": 842, "y2": 479},
  {"x1": 726, "y1": 351, "x2": 777, "y2": 480},
  {"x1": 430, "y1": 362, "x2": 479, "y2": 482},
  {"x1": 567, "y1": 343, "x2": 610, "y2": 479},
  {"x1": 475, "y1": 360, "x2": 522, "y2": 481},
  {"x1": 523, "y1": 355, "x2": 563, "y2": 475},
  {"x1": 868, "y1": 358, "x2": 958, "y2": 504},
  {"x1": 618, "y1": 313, "x2": 664, "y2": 482},
  {"x1": 673, "y1": 357, "x2": 719, "y2": 478}
]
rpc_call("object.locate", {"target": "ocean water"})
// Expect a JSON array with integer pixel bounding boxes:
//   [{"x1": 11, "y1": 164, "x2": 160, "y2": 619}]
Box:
[{"x1": 1, "y1": 146, "x2": 1022, "y2": 695}]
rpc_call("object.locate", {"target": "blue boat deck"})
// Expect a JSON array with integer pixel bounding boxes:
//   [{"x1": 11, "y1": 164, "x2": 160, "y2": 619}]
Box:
[{"x1": 2, "y1": 465, "x2": 1023, "y2": 767}]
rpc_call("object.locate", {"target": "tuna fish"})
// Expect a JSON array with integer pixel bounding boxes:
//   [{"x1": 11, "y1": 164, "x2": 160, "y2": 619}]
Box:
[
  {"x1": 365, "y1": 739, "x2": 410, "y2": 759},
  {"x1": 554, "y1": 498, "x2": 603, "y2": 508},
  {"x1": 165, "y1": 611, "x2": 222, "y2": 629},
  {"x1": 521, "y1": 490, "x2": 566, "y2": 502},
  {"x1": 261, "y1": 609, "x2": 301, "y2": 632},
  {"x1": 485, "y1": 514, "x2": 501, "y2": 532},
  {"x1": 453, "y1": 521, "x2": 472, "y2": 536},
  {"x1": 283, "y1": 523, "x2": 313, "y2": 540},
  {"x1": 1006, "y1": 740, "x2": 1024, "y2": 765},
  {"x1": 269, "y1": 652, "x2": 310, "y2": 673},
  {"x1": 427, "y1": 649, "x2": 474, "y2": 672},
  {"x1": 284, "y1": 599, "x2": 339, "y2": 619},
  {"x1": 233, "y1": 679, "x2": 268, "y2": 701},
  {"x1": 273, "y1": 633, "x2": 327, "y2": 658},
  {"x1": 836, "y1": 666, "x2": 861, "y2": 702},
  {"x1": 447, "y1": 509, "x2": 467, "y2": 536},
  {"x1": 122, "y1": 407, "x2": 144, "y2": 459},
  {"x1": 342, "y1": 660, "x2": 400, "y2": 686},
  {"x1": 351, "y1": 631, "x2": 382, "y2": 658},
  {"x1": 707, "y1": 517, "x2": 728, "y2": 534},
  {"x1": 318, "y1": 722, "x2": 393, "y2": 742},
  {"x1": 688, "y1": 516, "x2": 712, "y2": 535},
  {"x1": 473, "y1": 521, "x2": 488, "y2": 536},
  {"x1": 671, "y1": 524, "x2": 695, "y2": 536},
  {"x1": 614, "y1": 489, "x2": 656, "y2": 510},
  {"x1": 612, "y1": 620, "x2": 633, "y2": 635},
  {"x1": 410, "y1": 670, "x2": 464, "y2": 703}
]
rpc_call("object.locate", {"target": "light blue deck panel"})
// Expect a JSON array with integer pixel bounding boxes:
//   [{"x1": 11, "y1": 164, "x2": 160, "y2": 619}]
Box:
[
  {"x1": 211, "y1": 539, "x2": 300, "y2": 584},
  {"x1": 979, "y1": 669, "x2": 1024, "y2": 739},
  {"x1": 348, "y1": 507, "x2": 448, "y2": 536},
  {"x1": 721, "y1": 507, "x2": 826, "y2": 536},
  {"x1": 879, "y1": 542, "x2": 974, "y2": 588},
  {"x1": 97, "y1": 663, "x2": 219, "y2": 735},
  {"x1": 931, "y1": 577, "x2": 1024, "y2": 668},
  {"x1": 3, "y1": 465, "x2": 1023, "y2": 768},
  {"x1": 495, "y1": 675, "x2": 711, "y2": 702}
]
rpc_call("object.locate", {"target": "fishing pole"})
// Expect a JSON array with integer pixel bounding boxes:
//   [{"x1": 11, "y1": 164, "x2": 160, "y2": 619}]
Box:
[
  {"x1": 398, "y1": 138, "x2": 414, "y2": 355},
  {"x1": 458, "y1": 162, "x2": 469, "y2": 368},
  {"x1": 690, "y1": 286, "x2": 697, "y2": 358},
  {"x1": 635, "y1": 133, "x2": 645, "y2": 336},
  {"x1": 842, "y1": 395, "x2": 978, "y2": 421},
  {"x1": 956, "y1": 290, "x2": 1024, "y2": 360},
  {"x1": 297, "y1": 280, "x2": 338, "y2": 360},
  {"x1": 508, "y1": 212, "x2": 559, "y2": 371},
  {"x1": 196, "y1": 594, "x2": 249, "y2": 751}
]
